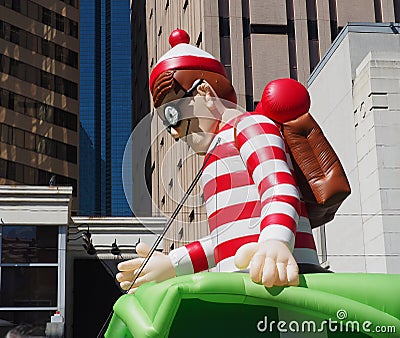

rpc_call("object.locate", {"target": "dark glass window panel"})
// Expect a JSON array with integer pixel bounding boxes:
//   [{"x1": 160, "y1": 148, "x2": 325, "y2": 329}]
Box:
[
  {"x1": 55, "y1": 76, "x2": 65, "y2": 94},
  {"x1": 45, "y1": 105, "x2": 54, "y2": 123},
  {"x1": 7, "y1": 161, "x2": 15, "y2": 180},
  {"x1": 56, "y1": 13, "x2": 64, "y2": 32},
  {"x1": 13, "y1": 127, "x2": 24, "y2": 148},
  {"x1": 1, "y1": 55, "x2": 9, "y2": 74},
  {"x1": 306, "y1": 0, "x2": 317, "y2": 20},
  {"x1": 10, "y1": 26, "x2": 19, "y2": 44},
  {"x1": 41, "y1": 72, "x2": 54, "y2": 91},
  {"x1": 18, "y1": 29, "x2": 27, "y2": 48},
  {"x1": 1, "y1": 226, "x2": 58, "y2": 263},
  {"x1": 15, "y1": 162, "x2": 24, "y2": 182},
  {"x1": 25, "y1": 66, "x2": 40, "y2": 85},
  {"x1": 7, "y1": 92, "x2": 14, "y2": 110},
  {"x1": 69, "y1": 20, "x2": 78, "y2": 38},
  {"x1": 68, "y1": 50, "x2": 78, "y2": 68},
  {"x1": 55, "y1": 44, "x2": 63, "y2": 62},
  {"x1": 57, "y1": 143, "x2": 67, "y2": 161},
  {"x1": 13, "y1": 94, "x2": 25, "y2": 114},
  {"x1": 9, "y1": 59, "x2": 19, "y2": 78},
  {"x1": 66, "y1": 144, "x2": 77, "y2": 163},
  {"x1": 26, "y1": 32, "x2": 38, "y2": 52},
  {"x1": 46, "y1": 139, "x2": 56, "y2": 158},
  {"x1": 41, "y1": 39, "x2": 54, "y2": 58},
  {"x1": 219, "y1": 17, "x2": 230, "y2": 37},
  {"x1": 0, "y1": 124, "x2": 9, "y2": 143},
  {"x1": 36, "y1": 137, "x2": 46, "y2": 154},
  {"x1": 24, "y1": 132, "x2": 36, "y2": 151},
  {"x1": 42, "y1": 8, "x2": 52, "y2": 26},
  {"x1": 395, "y1": 0, "x2": 400, "y2": 23},
  {"x1": 0, "y1": 158, "x2": 6, "y2": 178},
  {"x1": 24, "y1": 98, "x2": 36, "y2": 117},
  {"x1": 0, "y1": 88, "x2": 9, "y2": 108},
  {"x1": 0, "y1": 267, "x2": 57, "y2": 307},
  {"x1": 0, "y1": 21, "x2": 4, "y2": 38},
  {"x1": 19, "y1": 0, "x2": 27, "y2": 15},
  {"x1": 27, "y1": 1, "x2": 39, "y2": 21},
  {"x1": 307, "y1": 20, "x2": 318, "y2": 41},
  {"x1": 23, "y1": 165, "x2": 36, "y2": 184},
  {"x1": 11, "y1": 0, "x2": 20, "y2": 11}
]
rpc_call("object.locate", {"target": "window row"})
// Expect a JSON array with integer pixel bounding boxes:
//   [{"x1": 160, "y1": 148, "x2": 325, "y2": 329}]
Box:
[
  {"x1": 0, "y1": 0, "x2": 78, "y2": 38},
  {"x1": 0, "y1": 20, "x2": 78, "y2": 69},
  {"x1": 0, "y1": 54, "x2": 78, "y2": 100},
  {"x1": 60, "y1": 0, "x2": 79, "y2": 9},
  {"x1": 0, "y1": 157, "x2": 77, "y2": 195},
  {"x1": 2, "y1": 225, "x2": 58, "y2": 264},
  {"x1": 0, "y1": 123, "x2": 77, "y2": 164},
  {"x1": 0, "y1": 88, "x2": 77, "y2": 131}
]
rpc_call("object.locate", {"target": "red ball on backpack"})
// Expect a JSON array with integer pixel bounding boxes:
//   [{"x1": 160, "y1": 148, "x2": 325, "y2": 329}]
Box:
[{"x1": 260, "y1": 78, "x2": 310, "y2": 123}]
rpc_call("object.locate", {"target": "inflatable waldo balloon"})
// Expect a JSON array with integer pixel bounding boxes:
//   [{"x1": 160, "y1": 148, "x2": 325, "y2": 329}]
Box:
[{"x1": 116, "y1": 29, "x2": 346, "y2": 292}]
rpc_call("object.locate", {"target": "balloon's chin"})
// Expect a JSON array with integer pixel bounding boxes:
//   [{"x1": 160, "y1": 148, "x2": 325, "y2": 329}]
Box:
[{"x1": 186, "y1": 132, "x2": 215, "y2": 155}]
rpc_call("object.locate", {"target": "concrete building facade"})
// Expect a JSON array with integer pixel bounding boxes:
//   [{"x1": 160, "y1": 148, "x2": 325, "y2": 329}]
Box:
[
  {"x1": 0, "y1": 185, "x2": 166, "y2": 337},
  {"x1": 0, "y1": 0, "x2": 80, "y2": 212},
  {"x1": 308, "y1": 22, "x2": 400, "y2": 273},
  {"x1": 141, "y1": 0, "x2": 400, "y2": 256}
]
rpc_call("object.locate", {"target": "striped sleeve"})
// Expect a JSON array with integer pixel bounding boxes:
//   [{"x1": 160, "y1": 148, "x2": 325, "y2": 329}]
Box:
[
  {"x1": 235, "y1": 114, "x2": 300, "y2": 250},
  {"x1": 168, "y1": 234, "x2": 216, "y2": 276}
]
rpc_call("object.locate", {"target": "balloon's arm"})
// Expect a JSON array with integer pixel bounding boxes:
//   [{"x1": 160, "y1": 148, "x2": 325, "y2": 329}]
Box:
[
  {"x1": 169, "y1": 234, "x2": 216, "y2": 276},
  {"x1": 235, "y1": 114, "x2": 300, "y2": 249}
]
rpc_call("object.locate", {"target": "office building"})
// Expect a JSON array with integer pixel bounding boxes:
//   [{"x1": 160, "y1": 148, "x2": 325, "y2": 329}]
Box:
[
  {"x1": 80, "y1": 0, "x2": 133, "y2": 216},
  {"x1": 0, "y1": 0, "x2": 80, "y2": 212},
  {"x1": 141, "y1": 0, "x2": 400, "y2": 256},
  {"x1": 308, "y1": 22, "x2": 400, "y2": 273}
]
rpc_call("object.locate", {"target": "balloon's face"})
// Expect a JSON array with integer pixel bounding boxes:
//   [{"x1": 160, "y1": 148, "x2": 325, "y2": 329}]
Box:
[{"x1": 156, "y1": 85, "x2": 222, "y2": 155}]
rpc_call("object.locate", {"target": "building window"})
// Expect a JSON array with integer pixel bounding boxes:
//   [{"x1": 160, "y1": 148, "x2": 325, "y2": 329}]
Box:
[
  {"x1": 189, "y1": 209, "x2": 195, "y2": 222},
  {"x1": 0, "y1": 224, "x2": 63, "y2": 329},
  {"x1": 56, "y1": 13, "x2": 65, "y2": 32},
  {"x1": 177, "y1": 158, "x2": 182, "y2": 169},
  {"x1": 41, "y1": 8, "x2": 53, "y2": 26},
  {"x1": 196, "y1": 32, "x2": 202, "y2": 47},
  {"x1": 168, "y1": 178, "x2": 173, "y2": 189},
  {"x1": 178, "y1": 227, "x2": 183, "y2": 240},
  {"x1": 161, "y1": 195, "x2": 165, "y2": 205},
  {"x1": 183, "y1": 0, "x2": 188, "y2": 10}
]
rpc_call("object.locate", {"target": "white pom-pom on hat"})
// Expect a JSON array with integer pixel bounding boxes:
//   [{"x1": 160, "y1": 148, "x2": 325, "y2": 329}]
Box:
[{"x1": 149, "y1": 29, "x2": 227, "y2": 91}]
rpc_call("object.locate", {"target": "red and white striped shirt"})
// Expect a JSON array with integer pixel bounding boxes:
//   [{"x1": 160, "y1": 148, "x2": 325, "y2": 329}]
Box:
[{"x1": 169, "y1": 113, "x2": 319, "y2": 275}]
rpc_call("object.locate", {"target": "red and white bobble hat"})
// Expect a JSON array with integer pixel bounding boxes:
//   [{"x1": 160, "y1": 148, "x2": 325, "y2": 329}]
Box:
[{"x1": 149, "y1": 29, "x2": 228, "y2": 92}]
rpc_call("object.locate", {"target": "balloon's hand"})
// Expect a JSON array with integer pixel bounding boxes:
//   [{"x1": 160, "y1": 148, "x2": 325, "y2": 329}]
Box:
[
  {"x1": 234, "y1": 240, "x2": 299, "y2": 288},
  {"x1": 116, "y1": 242, "x2": 176, "y2": 294}
]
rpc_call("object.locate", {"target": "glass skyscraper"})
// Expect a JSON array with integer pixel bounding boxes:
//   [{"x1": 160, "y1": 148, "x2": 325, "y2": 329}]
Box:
[{"x1": 80, "y1": 0, "x2": 132, "y2": 216}]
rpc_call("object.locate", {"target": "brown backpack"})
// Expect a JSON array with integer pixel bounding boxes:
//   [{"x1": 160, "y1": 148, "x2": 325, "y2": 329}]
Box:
[{"x1": 234, "y1": 112, "x2": 351, "y2": 228}]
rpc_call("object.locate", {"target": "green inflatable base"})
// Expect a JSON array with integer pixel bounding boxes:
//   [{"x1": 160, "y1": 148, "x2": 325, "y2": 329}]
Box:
[{"x1": 105, "y1": 272, "x2": 400, "y2": 338}]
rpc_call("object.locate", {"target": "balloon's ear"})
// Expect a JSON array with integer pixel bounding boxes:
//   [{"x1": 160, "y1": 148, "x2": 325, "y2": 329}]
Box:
[{"x1": 197, "y1": 80, "x2": 224, "y2": 115}]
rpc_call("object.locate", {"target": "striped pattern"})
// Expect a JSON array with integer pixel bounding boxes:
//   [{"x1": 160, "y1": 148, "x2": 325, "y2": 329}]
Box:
[{"x1": 169, "y1": 113, "x2": 319, "y2": 275}]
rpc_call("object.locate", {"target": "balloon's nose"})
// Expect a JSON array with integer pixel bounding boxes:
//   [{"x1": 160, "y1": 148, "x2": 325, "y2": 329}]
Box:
[{"x1": 170, "y1": 127, "x2": 180, "y2": 140}]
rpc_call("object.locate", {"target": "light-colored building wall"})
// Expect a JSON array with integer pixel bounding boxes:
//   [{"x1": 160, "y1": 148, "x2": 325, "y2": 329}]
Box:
[{"x1": 308, "y1": 23, "x2": 400, "y2": 273}]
